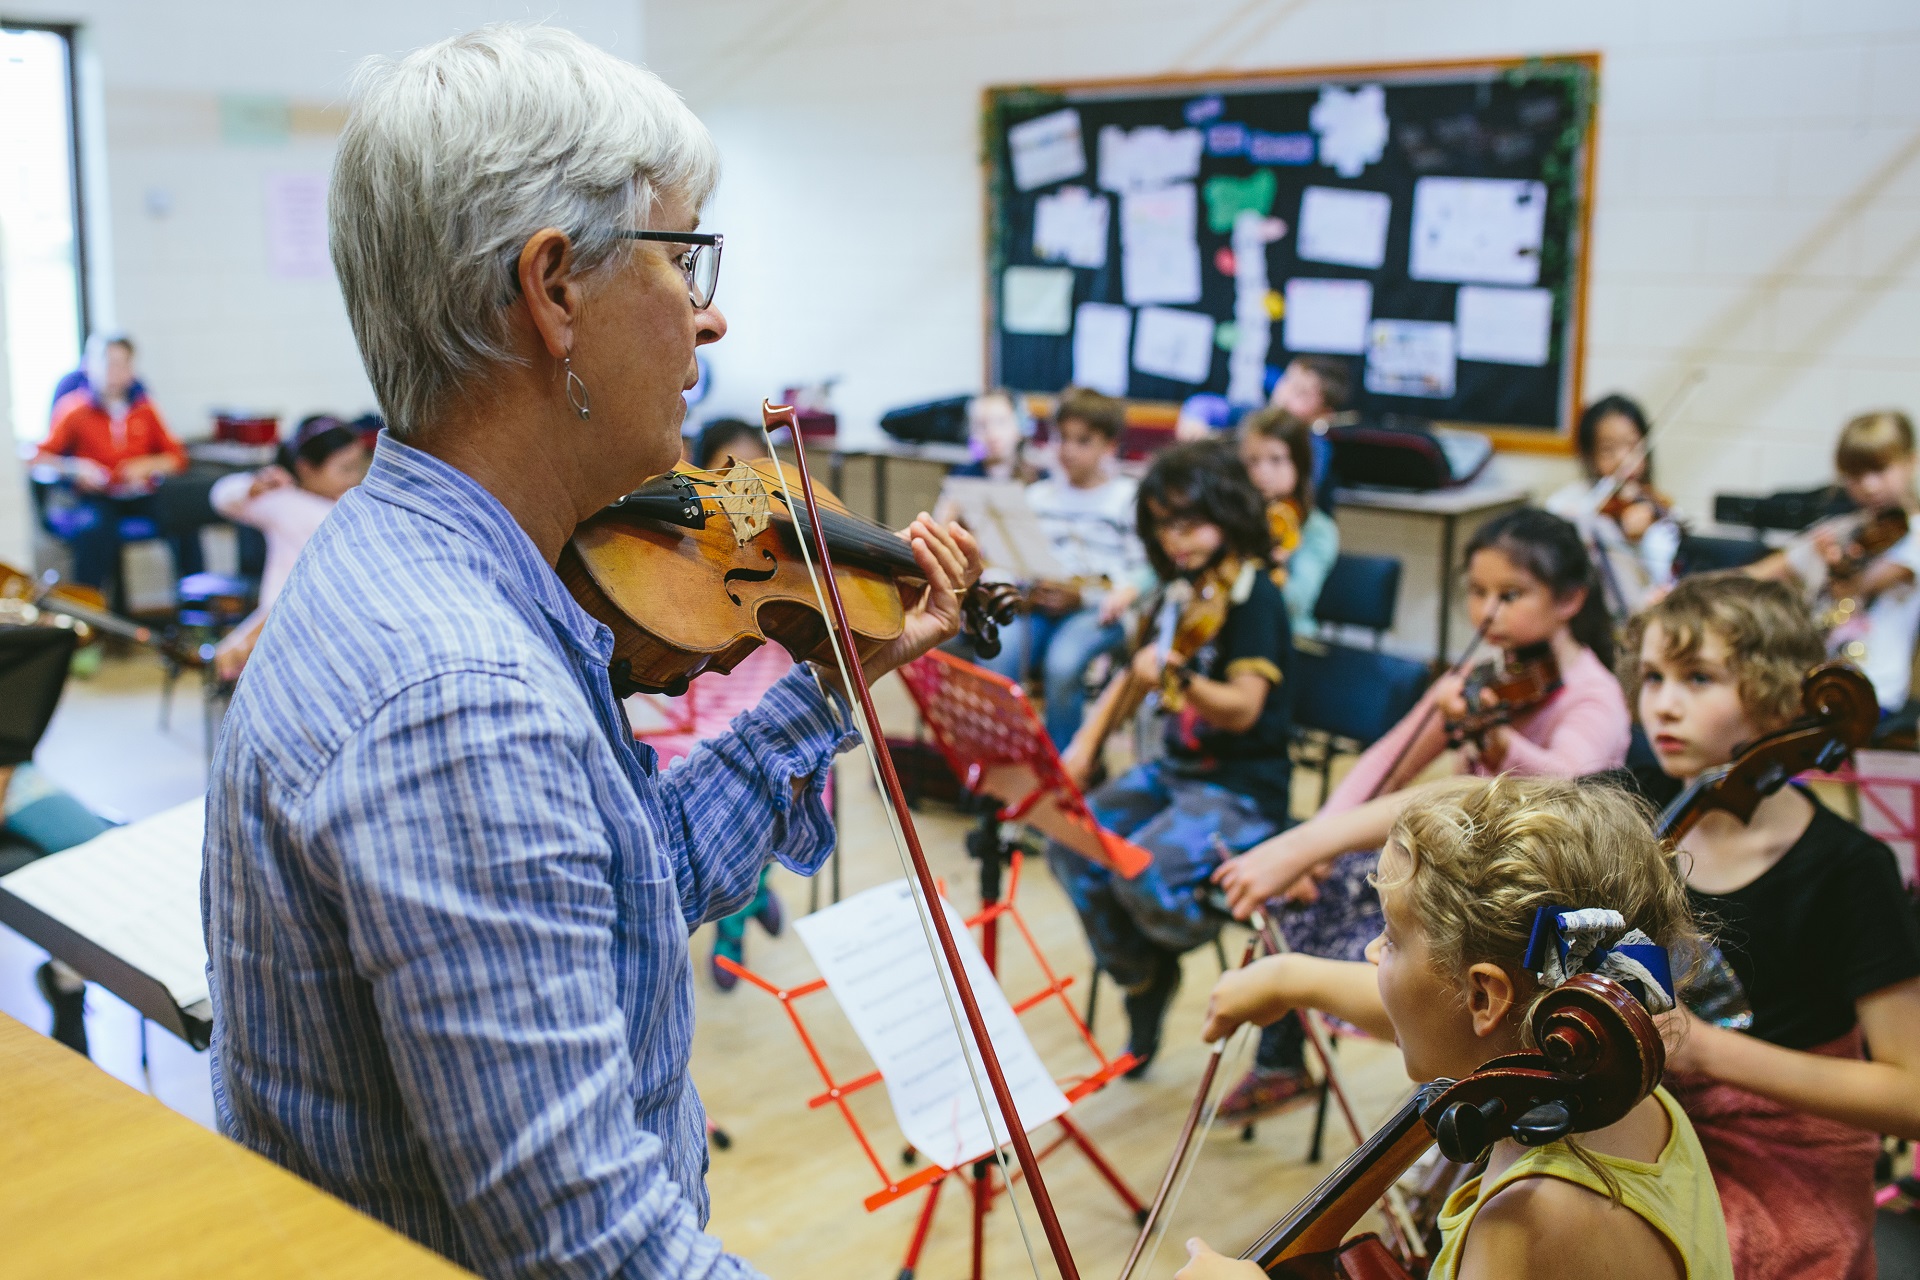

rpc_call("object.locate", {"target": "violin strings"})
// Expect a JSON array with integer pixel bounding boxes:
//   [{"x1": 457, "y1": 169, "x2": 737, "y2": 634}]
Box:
[{"x1": 752, "y1": 420, "x2": 1049, "y2": 1280}]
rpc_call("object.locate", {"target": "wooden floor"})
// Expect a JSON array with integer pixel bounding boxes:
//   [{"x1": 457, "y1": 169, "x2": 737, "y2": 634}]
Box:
[{"x1": 2, "y1": 654, "x2": 1418, "y2": 1280}]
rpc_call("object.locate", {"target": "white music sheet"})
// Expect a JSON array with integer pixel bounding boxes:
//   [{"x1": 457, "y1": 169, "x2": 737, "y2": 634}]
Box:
[
  {"x1": 1, "y1": 799, "x2": 207, "y2": 1007},
  {"x1": 793, "y1": 880, "x2": 1070, "y2": 1168},
  {"x1": 937, "y1": 477, "x2": 1069, "y2": 582}
]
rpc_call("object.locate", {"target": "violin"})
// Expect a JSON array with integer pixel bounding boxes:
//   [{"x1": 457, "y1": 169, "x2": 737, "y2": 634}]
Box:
[
  {"x1": 560, "y1": 456, "x2": 1019, "y2": 697},
  {"x1": 1655, "y1": 661, "x2": 1877, "y2": 844},
  {"x1": 1268, "y1": 499, "x2": 1303, "y2": 574},
  {"x1": 0, "y1": 561, "x2": 213, "y2": 669},
  {"x1": 1241, "y1": 973, "x2": 1664, "y2": 1278},
  {"x1": 1444, "y1": 642, "x2": 1562, "y2": 748},
  {"x1": 1597, "y1": 481, "x2": 1678, "y2": 533}
]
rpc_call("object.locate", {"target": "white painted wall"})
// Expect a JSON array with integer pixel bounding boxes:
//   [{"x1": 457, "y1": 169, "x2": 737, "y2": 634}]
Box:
[{"x1": 648, "y1": 0, "x2": 1920, "y2": 655}]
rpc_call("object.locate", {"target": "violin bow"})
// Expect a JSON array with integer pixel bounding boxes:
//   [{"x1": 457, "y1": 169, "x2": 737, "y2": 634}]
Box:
[
  {"x1": 756, "y1": 401, "x2": 1078, "y2": 1280},
  {"x1": 1585, "y1": 367, "x2": 1705, "y2": 515},
  {"x1": 1366, "y1": 607, "x2": 1499, "y2": 803}
]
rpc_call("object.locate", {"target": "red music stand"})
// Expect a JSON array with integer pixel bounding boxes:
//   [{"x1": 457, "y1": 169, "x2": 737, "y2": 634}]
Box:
[{"x1": 719, "y1": 652, "x2": 1155, "y2": 1279}]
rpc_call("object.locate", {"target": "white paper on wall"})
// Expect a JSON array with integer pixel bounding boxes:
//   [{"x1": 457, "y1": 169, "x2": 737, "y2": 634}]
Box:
[
  {"x1": 1132, "y1": 306, "x2": 1216, "y2": 384},
  {"x1": 1455, "y1": 285, "x2": 1554, "y2": 366},
  {"x1": 1072, "y1": 302, "x2": 1133, "y2": 397},
  {"x1": 1226, "y1": 210, "x2": 1273, "y2": 405},
  {"x1": 1296, "y1": 186, "x2": 1392, "y2": 270},
  {"x1": 1008, "y1": 108, "x2": 1088, "y2": 192},
  {"x1": 1309, "y1": 85, "x2": 1389, "y2": 179},
  {"x1": 1281, "y1": 277, "x2": 1373, "y2": 355},
  {"x1": 1001, "y1": 266, "x2": 1075, "y2": 336},
  {"x1": 1409, "y1": 177, "x2": 1548, "y2": 286},
  {"x1": 1033, "y1": 186, "x2": 1110, "y2": 269},
  {"x1": 793, "y1": 881, "x2": 1071, "y2": 1169},
  {"x1": 1097, "y1": 124, "x2": 1205, "y2": 194},
  {"x1": 1120, "y1": 183, "x2": 1202, "y2": 306},
  {"x1": 1365, "y1": 319, "x2": 1457, "y2": 399},
  {"x1": 265, "y1": 172, "x2": 331, "y2": 280}
]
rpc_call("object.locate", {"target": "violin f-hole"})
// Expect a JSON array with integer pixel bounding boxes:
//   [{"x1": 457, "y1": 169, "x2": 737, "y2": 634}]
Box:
[{"x1": 722, "y1": 550, "x2": 779, "y2": 605}]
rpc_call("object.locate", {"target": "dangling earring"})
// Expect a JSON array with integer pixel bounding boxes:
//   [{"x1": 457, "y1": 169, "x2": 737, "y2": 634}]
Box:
[{"x1": 564, "y1": 354, "x2": 592, "y2": 420}]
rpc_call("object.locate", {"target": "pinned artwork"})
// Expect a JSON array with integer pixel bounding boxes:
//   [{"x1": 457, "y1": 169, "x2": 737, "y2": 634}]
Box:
[
  {"x1": 1097, "y1": 124, "x2": 1205, "y2": 194},
  {"x1": 1001, "y1": 266, "x2": 1076, "y2": 336},
  {"x1": 265, "y1": 172, "x2": 331, "y2": 279},
  {"x1": 1409, "y1": 177, "x2": 1548, "y2": 286},
  {"x1": 1226, "y1": 211, "x2": 1275, "y2": 405},
  {"x1": 1184, "y1": 95, "x2": 1226, "y2": 125},
  {"x1": 1248, "y1": 131, "x2": 1314, "y2": 166},
  {"x1": 1456, "y1": 285, "x2": 1554, "y2": 366},
  {"x1": 1366, "y1": 319, "x2": 1457, "y2": 398},
  {"x1": 1033, "y1": 186, "x2": 1110, "y2": 269},
  {"x1": 1207, "y1": 122, "x2": 1249, "y2": 156},
  {"x1": 1133, "y1": 306, "x2": 1217, "y2": 385},
  {"x1": 1072, "y1": 302, "x2": 1133, "y2": 397},
  {"x1": 1282, "y1": 277, "x2": 1372, "y2": 355},
  {"x1": 1309, "y1": 84, "x2": 1389, "y2": 179},
  {"x1": 1296, "y1": 186, "x2": 1391, "y2": 270},
  {"x1": 1120, "y1": 183, "x2": 1202, "y2": 306},
  {"x1": 1203, "y1": 169, "x2": 1277, "y2": 235},
  {"x1": 1008, "y1": 108, "x2": 1088, "y2": 192}
]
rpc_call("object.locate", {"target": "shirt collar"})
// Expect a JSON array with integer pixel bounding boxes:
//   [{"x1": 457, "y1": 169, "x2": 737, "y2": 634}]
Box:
[{"x1": 361, "y1": 430, "x2": 612, "y2": 660}]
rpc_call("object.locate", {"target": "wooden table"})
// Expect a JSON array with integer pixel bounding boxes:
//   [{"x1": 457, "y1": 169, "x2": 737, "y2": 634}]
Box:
[{"x1": 0, "y1": 1012, "x2": 472, "y2": 1278}]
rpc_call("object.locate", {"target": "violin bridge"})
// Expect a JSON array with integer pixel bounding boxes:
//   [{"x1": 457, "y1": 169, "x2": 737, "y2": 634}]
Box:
[{"x1": 716, "y1": 459, "x2": 772, "y2": 547}]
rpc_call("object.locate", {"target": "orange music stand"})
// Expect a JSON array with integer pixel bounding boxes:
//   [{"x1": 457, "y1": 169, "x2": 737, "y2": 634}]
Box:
[{"x1": 719, "y1": 652, "x2": 1154, "y2": 1279}]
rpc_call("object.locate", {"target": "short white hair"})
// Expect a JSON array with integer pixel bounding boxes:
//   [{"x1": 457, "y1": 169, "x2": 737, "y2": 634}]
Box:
[{"x1": 330, "y1": 24, "x2": 719, "y2": 438}]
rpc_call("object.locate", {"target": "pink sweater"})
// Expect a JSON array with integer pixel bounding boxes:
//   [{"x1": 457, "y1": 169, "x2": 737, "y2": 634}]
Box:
[{"x1": 1324, "y1": 644, "x2": 1631, "y2": 816}]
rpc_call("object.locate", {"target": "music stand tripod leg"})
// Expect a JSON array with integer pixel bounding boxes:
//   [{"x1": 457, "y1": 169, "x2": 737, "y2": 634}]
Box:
[{"x1": 897, "y1": 1172, "x2": 947, "y2": 1280}]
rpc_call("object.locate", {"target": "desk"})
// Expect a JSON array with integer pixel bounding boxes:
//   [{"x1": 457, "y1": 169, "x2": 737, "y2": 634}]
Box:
[
  {"x1": 828, "y1": 439, "x2": 975, "y2": 527},
  {"x1": 0, "y1": 1011, "x2": 472, "y2": 1278},
  {"x1": 1334, "y1": 476, "x2": 1530, "y2": 660}
]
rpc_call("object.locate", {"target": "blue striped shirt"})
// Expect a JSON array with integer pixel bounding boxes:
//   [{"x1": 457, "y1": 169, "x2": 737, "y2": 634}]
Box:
[{"x1": 203, "y1": 433, "x2": 854, "y2": 1278}]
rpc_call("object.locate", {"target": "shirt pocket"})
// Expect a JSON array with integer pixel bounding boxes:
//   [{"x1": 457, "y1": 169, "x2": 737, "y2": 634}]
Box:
[{"x1": 611, "y1": 871, "x2": 693, "y2": 1107}]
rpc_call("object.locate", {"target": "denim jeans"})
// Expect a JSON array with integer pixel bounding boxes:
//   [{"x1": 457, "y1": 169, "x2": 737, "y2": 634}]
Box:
[{"x1": 980, "y1": 605, "x2": 1127, "y2": 748}]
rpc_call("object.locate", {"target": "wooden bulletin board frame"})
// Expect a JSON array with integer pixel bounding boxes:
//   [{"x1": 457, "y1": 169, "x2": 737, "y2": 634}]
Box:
[{"x1": 982, "y1": 54, "x2": 1600, "y2": 454}]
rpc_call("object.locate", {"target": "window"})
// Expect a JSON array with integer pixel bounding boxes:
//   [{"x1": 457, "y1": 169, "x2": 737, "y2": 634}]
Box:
[{"x1": 0, "y1": 22, "x2": 87, "y2": 444}]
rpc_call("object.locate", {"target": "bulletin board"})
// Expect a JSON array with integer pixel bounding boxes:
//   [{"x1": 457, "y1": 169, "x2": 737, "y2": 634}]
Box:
[{"x1": 983, "y1": 55, "x2": 1598, "y2": 451}]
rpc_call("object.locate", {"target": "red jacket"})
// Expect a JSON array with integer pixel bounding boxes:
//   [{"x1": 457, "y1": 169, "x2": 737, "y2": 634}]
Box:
[{"x1": 39, "y1": 389, "x2": 187, "y2": 484}]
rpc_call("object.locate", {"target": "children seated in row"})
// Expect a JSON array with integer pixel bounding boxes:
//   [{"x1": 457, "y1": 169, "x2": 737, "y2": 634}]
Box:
[
  {"x1": 980, "y1": 386, "x2": 1148, "y2": 747},
  {"x1": 1179, "y1": 776, "x2": 1734, "y2": 1280},
  {"x1": 1546, "y1": 393, "x2": 1684, "y2": 616},
  {"x1": 1211, "y1": 508, "x2": 1630, "y2": 1121},
  {"x1": 1236, "y1": 407, "x2": 1339, "y2": 639},
  {"x1": 1748, "y1": 410, "x2": 1920, "y2": 725},
  {"x1": 1050, "y1": 441, "x2": 1293, "y2": 1073}
]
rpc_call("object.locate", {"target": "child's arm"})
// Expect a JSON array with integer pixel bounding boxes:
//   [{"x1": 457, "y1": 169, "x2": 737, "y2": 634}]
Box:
[
  {"x1": 1458, "y1": 1178, "x2": 1684, "y2": 1279},
  {"x1": 1664, "y1": 975, "x2": 1920, "y2": 1139},
  {"x1": 1180, "y1": 667, "x2": 1271, "y2": 734},
  {"x1": 1480, "y1": 677, "x2": 1631, "y2": 777},
  {"x1": 1201, "y1": 953, "x2": 1394, "y2": 1044},
  {"x1": 1212, "y1": 785, "x2": 1434, "y2": 917}
]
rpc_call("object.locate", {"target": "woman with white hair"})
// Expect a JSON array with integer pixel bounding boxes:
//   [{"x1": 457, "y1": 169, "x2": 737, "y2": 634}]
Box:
[{"x1": 201, "y1": 25, "x2": 978, "y2": 1279}]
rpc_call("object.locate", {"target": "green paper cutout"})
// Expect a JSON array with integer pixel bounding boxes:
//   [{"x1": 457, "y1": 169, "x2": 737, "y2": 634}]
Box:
[{"x1": 1203, "y1": 170, "x2": 1277, "y2": 234}]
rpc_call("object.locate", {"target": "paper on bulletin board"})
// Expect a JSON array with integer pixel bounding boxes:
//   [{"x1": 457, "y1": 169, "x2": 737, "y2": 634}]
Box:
[
  {"x1": 1097, "y1": 124, "x2": 1204, "y2": 194},
  {"x1": 1296, "y1": 186, "x2": 1392, "y2": 270},
  {"x1": 1008, "y1": 108, "x2": 1088, "y2": 192},
  {"x1": 1001, "y1": 266, "x2": 1075, "y2": 336},
  {"x1": 1309, "y1": 85, "x2": 1389, "y2": 179},
  {"x1": 1120, "y1": 183, "x2": 1201, "y2": 306},
  {"x1": 265, "y1": 172, "x2": 331, "y2": 280},
  {"x1": 1409, "y1": 177, "x2": 1548, "y2": 286},
  {"x1": 1133, "y1": 306, "x2": 1216, "y2": 384},
  {"x1": 1281, "y1": 277, "x2": 1372, "y2": 355},
  {"x1": 1072, "y1": 302, "x2": 1133, "y2": 397},
  {"x1": 1033, "y1": 186, "x2": 1109, "y2": 269},
  {"x1": 1366, "y1": 319, "x2": 1457, "y2": 399},
  {"x1": 1455, "y1": 285, "x2": 1554, "y2": 366},
  {"x1": 794, "y1": 880, "x2": 1070, "y2": 1169}
]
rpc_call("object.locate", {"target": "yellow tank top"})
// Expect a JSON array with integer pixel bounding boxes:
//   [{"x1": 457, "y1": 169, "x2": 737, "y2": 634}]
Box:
[{"x1": 1428, "y1": 1087, "x2": 1733, "y2": 1280}]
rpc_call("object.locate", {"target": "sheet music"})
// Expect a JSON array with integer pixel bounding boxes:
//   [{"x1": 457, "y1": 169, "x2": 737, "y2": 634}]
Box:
[
  {"x1": 938, "y1": 477, "x2": 1069, "y2": 582},
  {"x1": 793, "y1": 881, "x2": 1070, "y2": 1168},
  {"x1": 0, "y1": 799, "x2": 207, "y2": 1008}
]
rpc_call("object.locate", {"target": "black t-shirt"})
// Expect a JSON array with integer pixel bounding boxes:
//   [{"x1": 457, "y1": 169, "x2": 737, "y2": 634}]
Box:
[
  {"x1": 1163, "y1": 567, "x2": 1294, "y2": 821},
  {"x1": 1590, "y1": 766, "x2": 1920, "y2": 1050}
]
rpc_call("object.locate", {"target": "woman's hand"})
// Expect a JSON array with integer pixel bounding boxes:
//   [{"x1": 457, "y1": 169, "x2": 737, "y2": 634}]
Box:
[
  {"x1": 853, "y1": 515, "x2": 981, "y2": 683},
  {"x1": 1097, "y1": 581, "x2": 1140, "y2": 626},
  {"x1": 1175, "y1": 1238, "x2": 1265, "y2": 1280},
  {"x1": 69, "y1": 457, "x2": 113, "y2": 492}
]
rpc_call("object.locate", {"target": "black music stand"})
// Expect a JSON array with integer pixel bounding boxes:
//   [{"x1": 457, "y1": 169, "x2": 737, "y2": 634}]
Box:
[{"x1": 0, "y1": 625, "x2": 78, "y2": 770}]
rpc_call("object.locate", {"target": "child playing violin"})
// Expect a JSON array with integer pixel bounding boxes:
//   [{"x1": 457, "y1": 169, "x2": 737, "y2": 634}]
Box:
[
  {"x1": 1050, "y1": 441, "x2": 1293, "y2": 1074},
  {"x1": 1238, "y1": 407, "x2": 1338, "y2": 639},
  {"x1": 1180, "y1": 777, "x2": 1734, "y2": 1280},
  {"x1": 1606, "y1": 574, "x2": 1920, "y2": 1279},
  {"x1": 1209, "y1": 507, "x2": 1631, "y2": 1123},
  {"x1": 1546, "y1": 394, "x2": 1683, "y2": 615},
  {"x1": 1747, "y1": 410, "x2": 1920, "y2": 724}
]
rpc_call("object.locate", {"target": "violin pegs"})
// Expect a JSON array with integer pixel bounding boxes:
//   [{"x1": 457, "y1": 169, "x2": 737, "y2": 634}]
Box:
[
  {"x1": 1510, "y1": 1101, "x2": 1573, "y2": 1148},
  {"x1": 1435, "y1": 1095, "x2": 1507, "y2": 1164}
]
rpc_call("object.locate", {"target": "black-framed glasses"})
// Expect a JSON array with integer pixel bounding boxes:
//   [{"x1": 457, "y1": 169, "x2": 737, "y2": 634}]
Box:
[{"x1": 619, "y1": 230, "x2": 723, "y2": 309}]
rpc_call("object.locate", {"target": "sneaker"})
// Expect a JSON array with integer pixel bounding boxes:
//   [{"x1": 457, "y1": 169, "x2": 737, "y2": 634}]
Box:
[
  {"x1": 1216, "y1": 1065, "x2": 1318, "y2": 1123},
  {"x1": 710, "y1": 935, "x2": 743, "y2": 992},
  {"x1": 1122, "y1": 954, "x2": 1182, "y2": 1078},
  {"x1": 35, "y1": 962, "x2": 88, "y2": 1056},
  {"x1": 752, "y1": 889, "x2": 785, "y2": 939}
]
